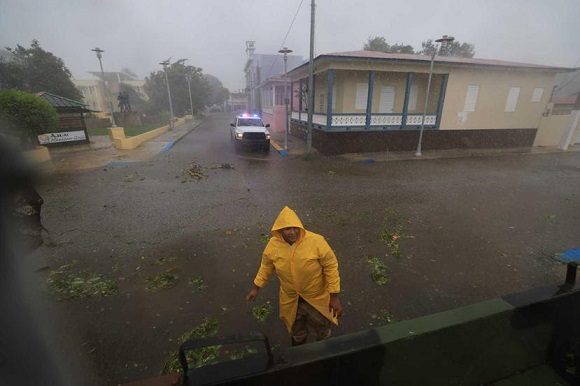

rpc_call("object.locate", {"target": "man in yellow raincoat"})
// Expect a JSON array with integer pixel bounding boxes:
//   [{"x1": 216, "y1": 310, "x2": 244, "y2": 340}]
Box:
[{"x1": 246, "y1": 206, "x2": 343, "y2": 345}]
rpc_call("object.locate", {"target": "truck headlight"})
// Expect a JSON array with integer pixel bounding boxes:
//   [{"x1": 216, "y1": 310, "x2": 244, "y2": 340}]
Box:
[
  {"x1": 265, "y1": 133, "x2": 271, "y2": 140},
  {"x1": 236, "y1": 132, "x2": 243, "y2": 139}
]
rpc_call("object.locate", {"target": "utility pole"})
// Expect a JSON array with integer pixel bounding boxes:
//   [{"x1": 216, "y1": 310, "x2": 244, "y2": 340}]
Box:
[
  {"x1": 91, "y1": 47, "x2": 116, "y2": 127},
  {"x1": 306, "y1": 0, "x2": 316, "y2": 153},
  {"x1": 279, "y1": 47, "x2": 293, "y2": 151},
  {"x1": 415, "y1": 35, "x2": 454, "y2": 157},
  {"x1": 160, "y1": 59, "x2": 175, "y2": 130}
]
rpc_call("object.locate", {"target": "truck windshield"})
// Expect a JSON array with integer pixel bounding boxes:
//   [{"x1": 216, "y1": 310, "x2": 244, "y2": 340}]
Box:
[{"x1": 237, "y1": 118, "x2": 263, "y2": 126}]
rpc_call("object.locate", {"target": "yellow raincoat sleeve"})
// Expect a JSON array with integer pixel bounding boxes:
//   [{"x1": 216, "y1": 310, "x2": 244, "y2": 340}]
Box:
[
  {"x1": 253, "y1": 241, "x2": 275, "y2": 288},
  {"x1": 319, "y1": 237, "x2": 340, "y2": 294}
]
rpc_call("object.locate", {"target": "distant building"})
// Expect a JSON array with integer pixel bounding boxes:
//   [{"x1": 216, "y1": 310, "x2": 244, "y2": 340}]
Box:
[
  {"x1": 244, "y1": 50, "x2": 303, "y2": 114},
  {"x1": 226, "y1": 92, "x2": 247, "y2": 113},
  {"x1": 73, "y1": 71, "x2": 147, "y2": 114}
]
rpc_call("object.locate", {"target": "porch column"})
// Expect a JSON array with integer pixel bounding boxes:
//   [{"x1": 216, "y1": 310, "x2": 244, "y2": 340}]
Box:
[
  {"x1": 290, "y1": 80, "x2": 294, "y2": 112},
  {"x1": 435, "y1": 74, "x2": 448, "y2": 129},
  {"x1": 365, "y1": 71, "x2": 375, "y2": 130},
  {"x1": 299, "y1": 78, "x2": 303, "y2": 121},
  {"x1": 401, "y1": 72, "x2": 414, "y2": 129},
  {"x1": 326, "y1": 69, "x2": 334, "y2": 130},
  {"x1": 272, "y1": 85, "x2": 275, "y2": 107},
  {"x1": 312, "y1": 74, "x2": 316, "y2": 113}
]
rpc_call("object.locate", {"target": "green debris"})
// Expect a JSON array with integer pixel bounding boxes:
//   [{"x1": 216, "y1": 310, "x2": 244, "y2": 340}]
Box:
[
  {"x1": 47, "y1": 264, "x2": 118, "y2": 300},
  {"x1": 260, "y1": 233, "x2": 270, "y2": 245},
  {"x1": 371, "y1": 309, "x2": 395, "y2": 325},
  {"x1": 123, "y1": 172, "x2": 145, "y2": 182},
  {"x1": 189, "y1": 276, "x2": 207, "y2": 292},
  {"x1": 367, "y1": 256, "x2": 389, "y2": 286},
  {"x1": 146, "y1": 272, "x2": 179, "y2": 291},
  {"x1": 162, "y1": 318, "x2": 220, "y2": 373},
  {"x1": 252, "y1": 301, "x2": 272, "y2": 322},
  {"x1": 228, "y1": 346, "x2": 258, "y2": 361},
  {"x1": 182, "y1": 162, "x2": 207, "y2": 181},
  {"x1": 154, "y1": 257, "x2": 177, "y2": 266},
  {"x1": 379, "y1": 212, "x2": 406, "y2": 257}
]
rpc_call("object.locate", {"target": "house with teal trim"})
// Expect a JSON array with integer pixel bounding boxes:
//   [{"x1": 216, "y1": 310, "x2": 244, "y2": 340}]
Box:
[{"x1": 287, "y1": 51, "x2": 572, "y2": 155}]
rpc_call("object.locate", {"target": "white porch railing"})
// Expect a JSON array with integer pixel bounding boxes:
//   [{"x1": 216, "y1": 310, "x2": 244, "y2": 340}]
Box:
[{"x1": 291, "y1": 112, "x2": 437, "y2": 128}]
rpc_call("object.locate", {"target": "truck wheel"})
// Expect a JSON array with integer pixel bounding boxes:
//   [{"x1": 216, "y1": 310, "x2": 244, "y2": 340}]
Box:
[{"x1": 263, "y1": 144, "x2": 270, "y2": 154}]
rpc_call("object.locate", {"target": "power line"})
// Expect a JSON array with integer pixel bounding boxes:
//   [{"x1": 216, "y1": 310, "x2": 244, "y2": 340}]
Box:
[{"x1": 262, "y1": 0, "x2": 305, "y2": 83}]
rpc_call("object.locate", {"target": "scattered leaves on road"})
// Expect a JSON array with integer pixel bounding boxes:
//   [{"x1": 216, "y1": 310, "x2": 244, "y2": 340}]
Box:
[
  {"x1": 260, "y1": 233, "x2": 270, "y2": 244},
  {"x1": 123, "y1": 172, "x2": 145, "y2": 182},
  {"x1": 379, "y1": 211, "x2": 408, "y2": 257},
  {"x1": 370, "y1": 309, "x2": 395, "y2": 326},
  {"x1": 211, "y1": 163, "x2": 235, "y2": 170},
  {"x1": 47, "y1": 264, "x2": 118, "y2": 300},
  {"x1": 162, "y1": 318, "x2": 220, "y2": 373},
  {"x1": 182, "y1": 162, "x2": 206, "y2": 181},
  {"x1": 189, "y1": 276, "x2": 207, "y2": 292},
  {"x1": 367, "y1": 256, "x2": 389, "y2": 286},
  {"x1": 146, "y1": 272, "x2": 179, "y2": 291},
  {"x1": 252, "y1": 301, "x2": 272, "y2": 322},
  {"x1": 154, "y1": 257, "x2": 177, "y2": 266}
]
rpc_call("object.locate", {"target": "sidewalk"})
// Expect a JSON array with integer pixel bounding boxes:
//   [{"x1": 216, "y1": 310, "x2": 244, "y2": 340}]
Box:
[
  {"x1": 269, "y1": 130, "x2": 308, "y2": 157},
  {"x1": 269, "y1": 129, "x2": 580, "y2": 161},
  {"x1": 46, "y1": 119, "x2": 201, "y2": 172}
]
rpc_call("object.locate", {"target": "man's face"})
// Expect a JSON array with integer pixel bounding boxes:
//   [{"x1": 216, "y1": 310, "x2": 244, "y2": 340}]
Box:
[{"x1": 280, "y1": 227, "x2": 300, "y2": 244}]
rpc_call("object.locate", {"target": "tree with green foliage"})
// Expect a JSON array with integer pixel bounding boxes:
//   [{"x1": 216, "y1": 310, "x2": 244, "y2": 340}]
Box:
[
  {"x1": 204, "y1": 74, "x2": 230, "y2": 107},
  {"x1": 0, "y1": 40, "x2": 82, "y2": 100},
  {"x1": 144, "y1": 59, "x2": 211, "y2": 116},
  {"x1": 0, "y1": 90, "x2": 58, "y2": 147},
  {"x1": 420, "y1": 39, "x2": 475, "y2": 58},
  {"x1": 364, "y1": 36, "x2": 415, "y2": 54},
  {"x1": 363, "y1": 35, "x2": 475, "y2": 58}
]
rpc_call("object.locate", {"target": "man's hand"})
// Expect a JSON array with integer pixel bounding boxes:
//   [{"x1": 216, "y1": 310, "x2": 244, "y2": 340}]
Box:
[
  {"x1": 246, "y1": 285, "x2": 260, "y2": 303},
  {"x1": 329, "y1": 293, "x2": 343, "y2": 319}
]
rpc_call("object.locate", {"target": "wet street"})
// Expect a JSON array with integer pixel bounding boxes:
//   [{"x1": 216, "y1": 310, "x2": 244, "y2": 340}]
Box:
[{"x1": 28, "y1": 112, "x2": 580, "y2": 385}]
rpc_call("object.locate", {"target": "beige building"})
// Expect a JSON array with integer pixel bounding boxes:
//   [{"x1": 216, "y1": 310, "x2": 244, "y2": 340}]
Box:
[{"x1": 287, "y1": 51, "x2": 572, "y2": 155}]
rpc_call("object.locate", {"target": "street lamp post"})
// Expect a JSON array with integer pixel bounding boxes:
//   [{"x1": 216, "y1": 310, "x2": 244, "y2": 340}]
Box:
[
  {"x1": 278, "y1": 47, "x2": 293, "y2": 151},
  {"x1": 306, "y1": 0, "x2": 316, "y2": 154},
  {"x1": 415, "y1": 35, "x2": 454, "y2": 157},
  {"x1": 160, "y1": 59, "x2": 175, "y2": 130},
  {"x1": 91, "y1": 47, "x2": 116, "y2": 127},
  {"x1": 185, "y1": 73, "x2": 194, "y2": 118}
]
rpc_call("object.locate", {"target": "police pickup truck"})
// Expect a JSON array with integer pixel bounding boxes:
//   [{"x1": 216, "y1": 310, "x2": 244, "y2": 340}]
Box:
[{"x1": 230, "y1": 114, "x2": 270, "y2": 153}]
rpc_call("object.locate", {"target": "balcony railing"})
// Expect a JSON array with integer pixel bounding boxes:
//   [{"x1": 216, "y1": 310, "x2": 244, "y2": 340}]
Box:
[{"x1": 291, "y1": 112, "x2": 437, "y2": 130}]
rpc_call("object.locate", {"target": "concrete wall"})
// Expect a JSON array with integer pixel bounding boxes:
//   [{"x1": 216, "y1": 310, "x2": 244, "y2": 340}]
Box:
[
  {"x1": 534, "y1": 110, "x2": 580, "y2": 147},
  {"x1": 290, "y1": 122, "x2": 536, "y2": 155},
  {"x1": 441, "y1": 67, "x2": 554, "y2": 130}
]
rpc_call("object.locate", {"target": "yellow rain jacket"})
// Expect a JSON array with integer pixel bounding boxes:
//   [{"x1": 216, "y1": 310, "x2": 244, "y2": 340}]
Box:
[{"x1": 253, "y1": 206, "x2": 341, "y2": 332}]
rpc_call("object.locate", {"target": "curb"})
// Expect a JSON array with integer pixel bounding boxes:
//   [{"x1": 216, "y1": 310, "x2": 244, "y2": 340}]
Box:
[
  {"x1": 270, "y1": 139, "x2": 288, "y2": 157},
  {"x1": 159, "y1": 120, "x2": 203, "y2": 154}
]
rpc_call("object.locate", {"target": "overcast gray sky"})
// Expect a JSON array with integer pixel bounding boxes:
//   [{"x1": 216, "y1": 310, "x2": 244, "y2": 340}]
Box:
[{"x1": 1, "y1": 0, "x2": 579, "y2": 91}]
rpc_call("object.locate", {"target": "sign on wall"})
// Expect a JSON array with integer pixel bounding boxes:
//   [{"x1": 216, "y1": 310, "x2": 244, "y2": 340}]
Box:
[{"x1": 38, "y1": 130, "x2": 87, "y2": 145}]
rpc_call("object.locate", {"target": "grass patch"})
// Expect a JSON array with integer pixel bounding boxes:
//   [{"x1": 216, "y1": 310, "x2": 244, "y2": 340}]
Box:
[
  {"x1": 47, "y1": 264, "x2": 117, "y2": 300},
  {"x1": 252, "y1": 301, "x2": 272, "y2": 322},
  {"x1": 189, "y1": 276, "x2": 207, "y2": 292},
  {"x1": 146, "y1": 272, "x2": 179, "y2": 291},
  {"x1": 162, "y1": 318, "x2": 220, "y2": 374},
  {"x1": 367, "y1": 256, "x2": 389, "y2": 286}
]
